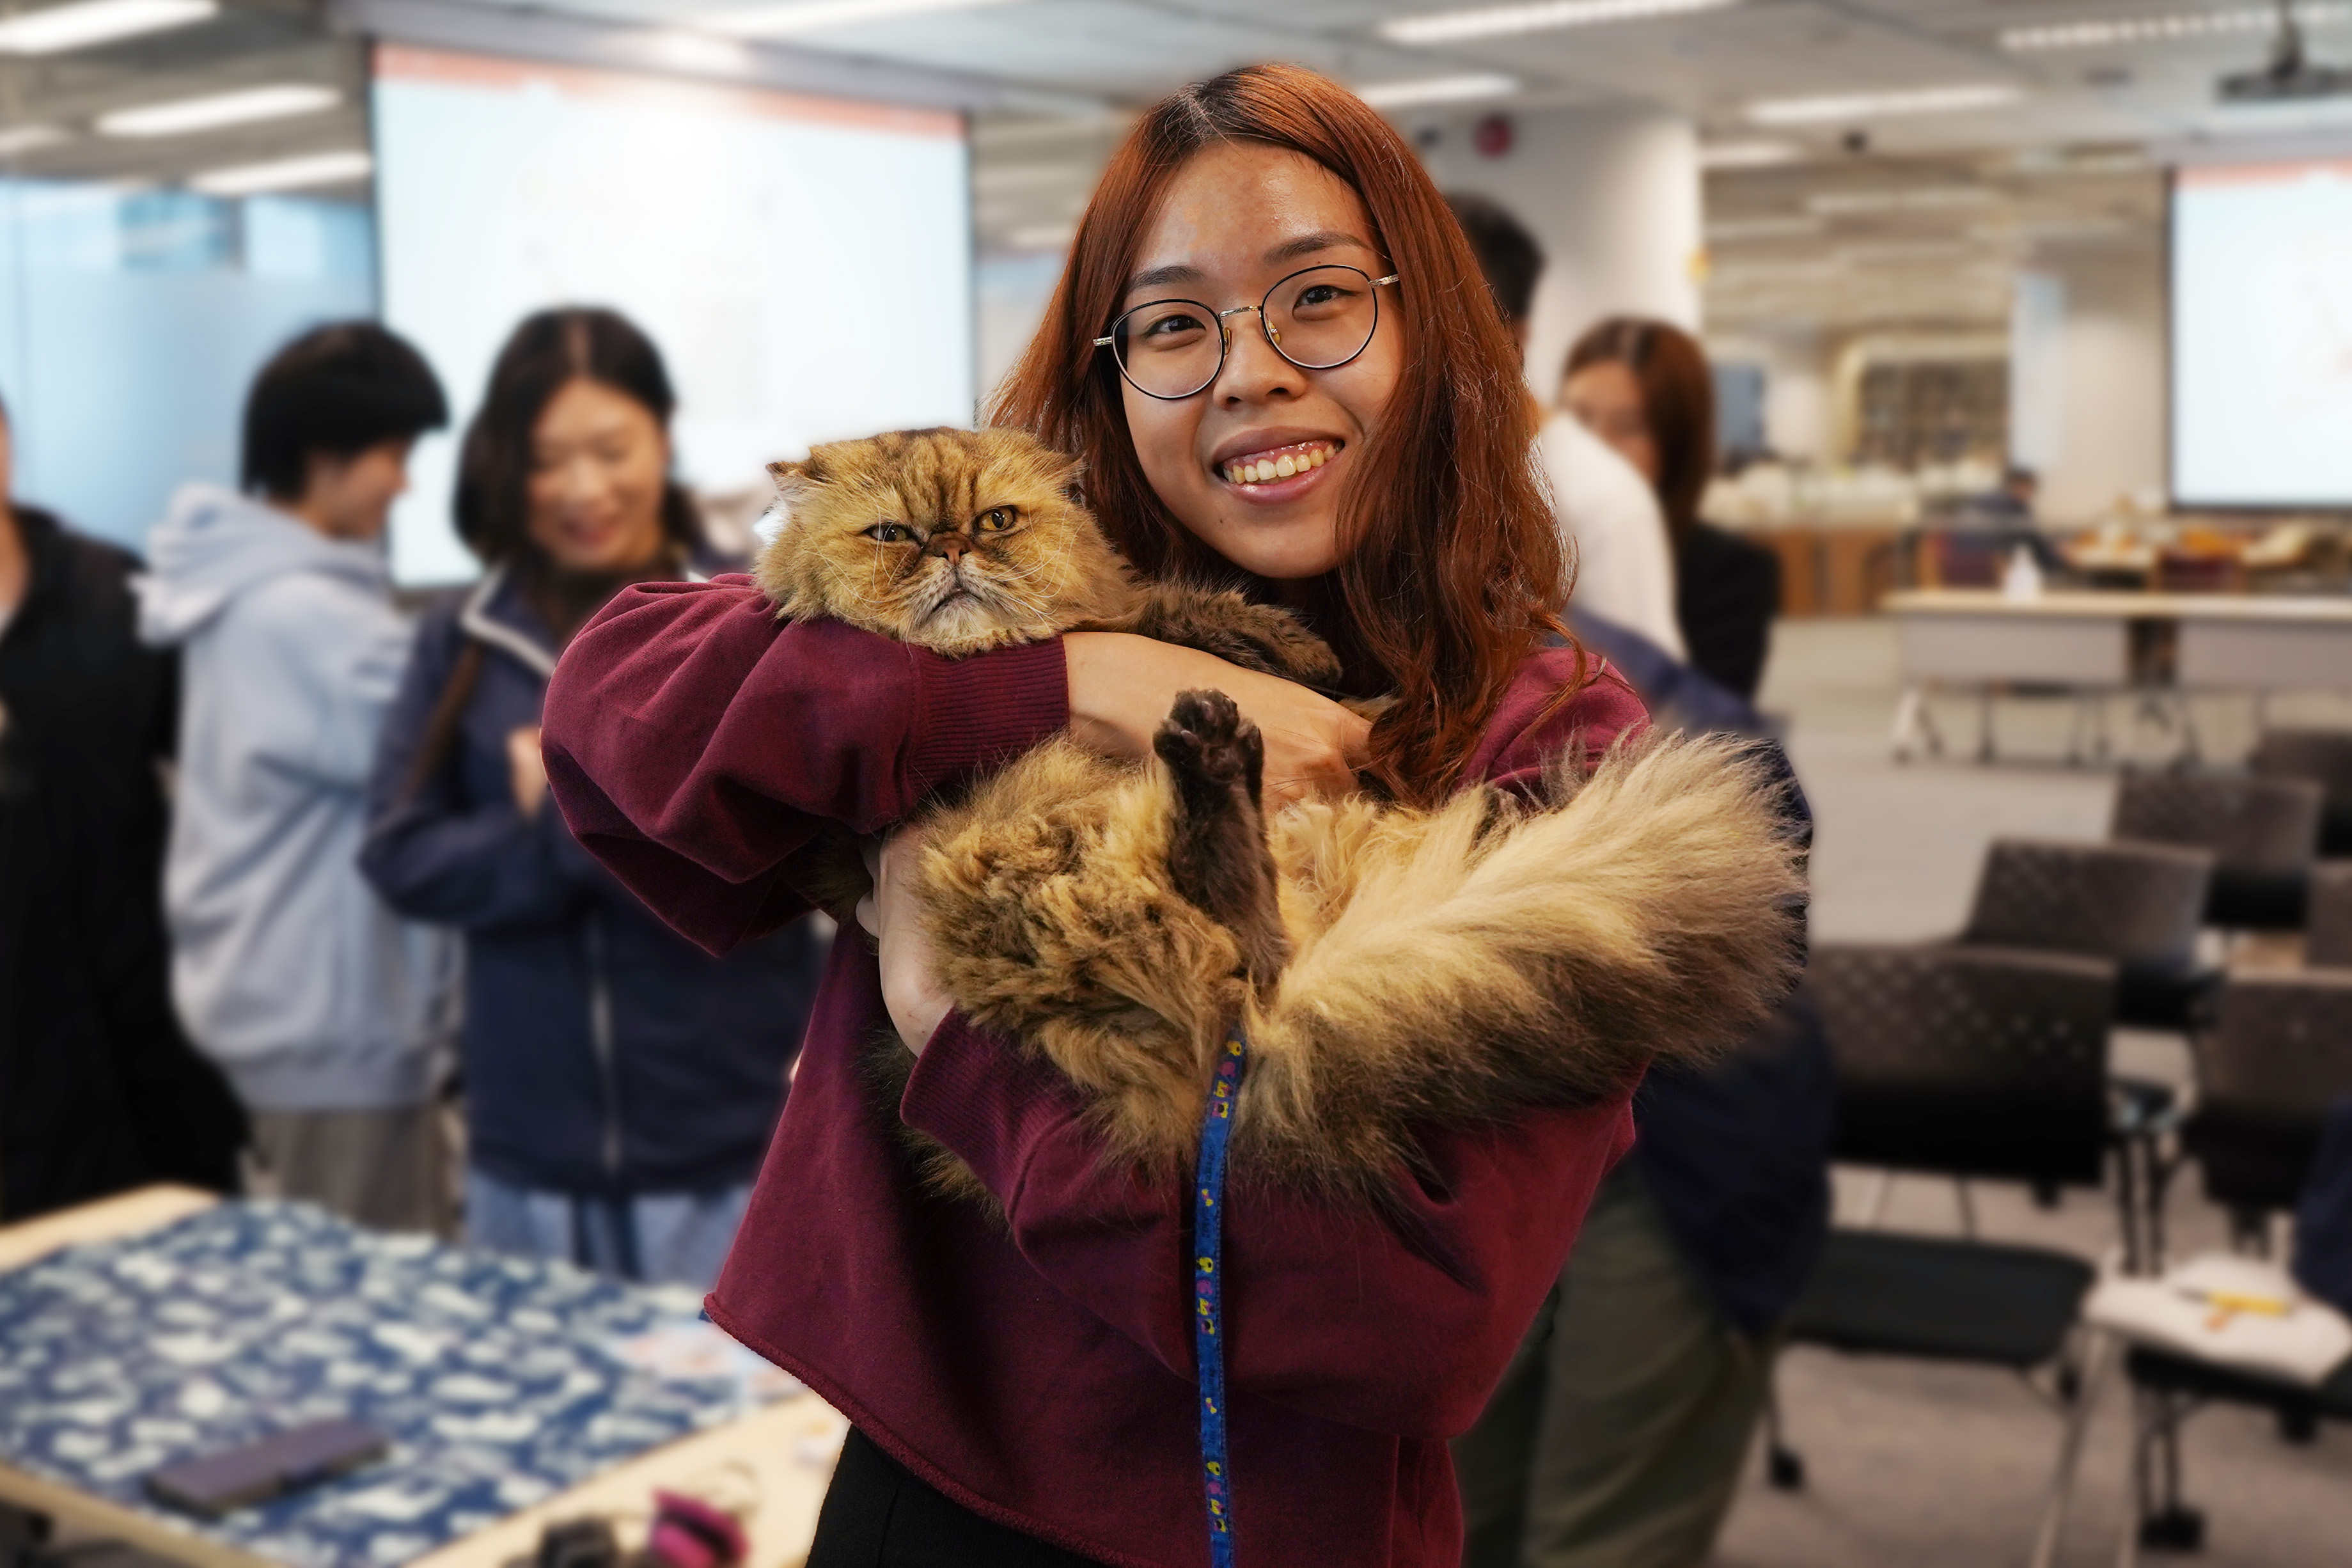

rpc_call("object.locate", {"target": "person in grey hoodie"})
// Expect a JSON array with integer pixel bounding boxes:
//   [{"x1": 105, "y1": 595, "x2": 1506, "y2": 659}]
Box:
[{"x1": 137, "y1": 322, "x2": 456, "y2": 1232}]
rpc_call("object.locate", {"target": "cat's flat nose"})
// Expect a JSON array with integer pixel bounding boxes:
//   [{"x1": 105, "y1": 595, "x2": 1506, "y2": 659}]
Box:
[{"x1": 929, "y1": 534, "x2": 969, "y2": 565}]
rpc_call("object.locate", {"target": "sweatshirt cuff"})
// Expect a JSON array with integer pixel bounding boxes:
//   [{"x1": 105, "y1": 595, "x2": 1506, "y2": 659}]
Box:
[
  {"x1": 900, "y1": 1010, "x2": 1087, "y2": 1200},
  {"x1": 902, "y1": 639, "x2": 1069, "y2": 801}
]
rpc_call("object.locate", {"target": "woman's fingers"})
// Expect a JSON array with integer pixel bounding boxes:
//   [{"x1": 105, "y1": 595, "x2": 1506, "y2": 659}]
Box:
[
  {"x1": 870, "y1": 826, "x2": 953, "y2": 1056},
  {"x1": 506, "y1": 725, "x2": 549, "y2": 819}
]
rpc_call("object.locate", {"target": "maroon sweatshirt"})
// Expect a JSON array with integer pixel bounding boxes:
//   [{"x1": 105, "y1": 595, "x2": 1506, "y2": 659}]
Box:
[{"x1": 541, "y1": 576, "x2": 1650, "y2": 1568}]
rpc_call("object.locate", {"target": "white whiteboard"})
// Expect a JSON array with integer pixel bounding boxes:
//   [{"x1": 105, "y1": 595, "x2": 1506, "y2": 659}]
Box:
[
  {"x1": 373, "y1": 45, "x2": 973, "y2": 585},
  {"x1": 2172, "y1": 157, "x2": 2352, "y2": 509}
]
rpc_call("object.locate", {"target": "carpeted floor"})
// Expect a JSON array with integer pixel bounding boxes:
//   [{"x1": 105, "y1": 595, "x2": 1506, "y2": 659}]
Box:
[{"x1": 1707, "y1": 617, "x2": 2352, "y2": 1568}]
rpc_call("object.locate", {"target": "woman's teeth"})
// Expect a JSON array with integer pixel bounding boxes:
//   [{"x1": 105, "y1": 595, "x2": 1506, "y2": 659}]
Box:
[{"x1": 1222, "y1": 442, "x2": 1335, "y2": 486}]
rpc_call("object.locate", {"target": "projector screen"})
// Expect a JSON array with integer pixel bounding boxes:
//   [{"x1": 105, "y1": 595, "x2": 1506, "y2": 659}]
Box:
[
  {"x1": 2172, "y1": 157, "x2": 2352, "y2": 509},
  {"x1": 373, "y1": 45, "x2": 973, "y2": 584}
]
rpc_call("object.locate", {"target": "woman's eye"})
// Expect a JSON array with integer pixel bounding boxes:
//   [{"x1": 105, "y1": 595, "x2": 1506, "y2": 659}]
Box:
[
  {"x1": 864, "y1": 523, "x2": 910, "y2": 543},
  {"x1": 976, "y1": 508, "x2": 1015, "y2": 532},
  {"x1": 1134, "y1": 310, "x2": 1207, "y2": 345}
]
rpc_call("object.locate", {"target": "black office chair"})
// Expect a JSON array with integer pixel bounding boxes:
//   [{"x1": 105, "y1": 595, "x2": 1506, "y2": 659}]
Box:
[
  {"x1": 2252, "y1": 728, "x2": 2352, "y2": 858},
  {"x1": 2181, "y1": 969, "x2": 2352, "y2": 1240},
  {"x1": 1769, "y1": 944, "x2": 2112, "y2": 1568},
  {"x1": 2303, "y1": 861, "x2": 2352, "y2": 968},
  {"x1": 1959, "y1": 837, "x2": 2216, "y2": 1031},
  {"x1": 2112, "y1": 771, "x2": 2323, "y2": 931}
]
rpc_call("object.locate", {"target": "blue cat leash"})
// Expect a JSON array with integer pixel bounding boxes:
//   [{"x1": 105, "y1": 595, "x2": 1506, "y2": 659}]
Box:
[{"x1": 1192, "y1": 1029, "x2": 1248, "y2": 1564}]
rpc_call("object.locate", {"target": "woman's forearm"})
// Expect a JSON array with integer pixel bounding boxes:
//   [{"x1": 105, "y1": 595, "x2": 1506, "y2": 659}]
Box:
[{"x1": 1063, "y1": 629, "x2": 1368, "y2": 808}]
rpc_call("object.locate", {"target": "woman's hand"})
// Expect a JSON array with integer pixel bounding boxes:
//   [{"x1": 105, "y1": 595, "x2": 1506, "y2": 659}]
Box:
[
  {"x1": 506, "y1": 725, "x2": 549, "y2": 819},
  {"x1": 1063, "y1": 631, "x2": 1371, "y2": 809},
  {"x1": 859, "y1": 829, "x2": 953, "y2": 1056}
]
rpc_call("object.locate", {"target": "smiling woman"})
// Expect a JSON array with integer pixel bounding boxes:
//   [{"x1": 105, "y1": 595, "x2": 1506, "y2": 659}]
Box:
[{"x1": 526, "y1": 62, "x2": 1797, "y2": 1568}]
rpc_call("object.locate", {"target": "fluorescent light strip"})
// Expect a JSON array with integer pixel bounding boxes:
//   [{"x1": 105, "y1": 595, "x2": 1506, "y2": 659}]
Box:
[
  {"x1": 191, "y1": 150, "x2": 373, "y2": 196},
  {"x1": 0, "y1": 124, "x2": 70, "y2": 157},
  {"x1": 1700, "y1": 139, "x2": 1803, "y2": 168},
  {"x1": 2003, "y1": 3, "x2": 2350, "y2": 52},
  {"x1": 0, "y1": 0, "x2": 214, "y2": 55},
  {"x1": 1356, "y1": 72, "x2": 1519, "y2": 107},
  {"x1": 710, "y1": 0, "x2": 1017, "y2": 36},
  {"x1": 1747, "y1": 84, "x2": 2021, "y2": 125},
  {"x1": 1807, "y1": 185, "x2": 1995, "y2": 213},
  {"x1": 1381, "y1": 0, "x2": 1738, "y2": 44},
  {"x1": 1705, "y1": 216, "x2": 1824, "y2": 239},
  {"x1": 98, "y1": 84, "x2": 338, "y2": 138}
]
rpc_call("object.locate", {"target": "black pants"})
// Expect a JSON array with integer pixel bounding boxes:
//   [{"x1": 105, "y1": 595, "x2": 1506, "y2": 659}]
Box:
[{"x1": 806, "y1": 1428, "x2": 1106, "y2": 1567}]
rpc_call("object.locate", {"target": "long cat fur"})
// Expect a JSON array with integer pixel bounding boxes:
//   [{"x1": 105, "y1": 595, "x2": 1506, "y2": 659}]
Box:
[{"x1": 756, "y1": 426, "x2": 1807, "y2": 1207}]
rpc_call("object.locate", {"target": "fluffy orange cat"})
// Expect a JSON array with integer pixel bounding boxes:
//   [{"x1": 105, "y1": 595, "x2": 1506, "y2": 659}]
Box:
[{"x1": 758, "y1": 426, "x2": 1804, "y2": 1207}]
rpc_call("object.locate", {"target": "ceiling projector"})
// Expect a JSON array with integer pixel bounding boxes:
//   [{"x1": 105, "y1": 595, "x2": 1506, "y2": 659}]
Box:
[{"x1": 2220, "y1": 5, "x2": 2352, "y2": 100}]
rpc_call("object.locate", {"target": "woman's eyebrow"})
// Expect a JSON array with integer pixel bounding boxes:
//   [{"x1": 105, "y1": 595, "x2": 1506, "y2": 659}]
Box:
[
  {"x1": 1125, "y1": 262, "x2": 1205, "y2": 295},
  {"x1": 1263, "y1": 231, "x2": 1374, "y2": 266}
]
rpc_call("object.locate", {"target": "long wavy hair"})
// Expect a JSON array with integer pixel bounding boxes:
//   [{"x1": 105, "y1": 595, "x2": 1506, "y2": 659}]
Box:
[{"x1": 988, "y1": 63, "x2": 1574, "y2": 806}]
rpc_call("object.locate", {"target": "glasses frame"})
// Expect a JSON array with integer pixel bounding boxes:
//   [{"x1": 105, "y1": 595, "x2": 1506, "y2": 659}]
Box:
[{"x1": 1092, "y1": 264, "x2": 1402, "y2": 402}]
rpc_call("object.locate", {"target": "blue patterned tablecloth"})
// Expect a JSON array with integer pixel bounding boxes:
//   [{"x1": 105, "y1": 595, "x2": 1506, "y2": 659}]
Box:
[{"x1": 0, "y1": 1202, "x2": 786, "y2": 1568}]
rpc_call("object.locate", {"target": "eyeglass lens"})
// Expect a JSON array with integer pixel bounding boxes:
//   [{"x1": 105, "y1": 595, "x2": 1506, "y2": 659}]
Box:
[{"x1": 1111, "y1": 265, "x2": 1383, "y2": 400}]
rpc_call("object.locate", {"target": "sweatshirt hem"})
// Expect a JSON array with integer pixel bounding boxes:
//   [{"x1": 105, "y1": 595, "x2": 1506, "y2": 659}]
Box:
[
  {"x1": 217, "y1": 1051, "x2": 432, "y2": 1113},
  {"x1": 700, "y1": 1296, "x2": 1168, "y2": 1568}
]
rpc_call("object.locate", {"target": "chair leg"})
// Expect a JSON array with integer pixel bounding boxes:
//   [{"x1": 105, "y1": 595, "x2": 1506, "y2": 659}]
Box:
[
  {"x1": 2133, "y1": 1388, "x2": 2204, "y2": 1556},
  {"x1": 1764, "y1": 1365, "x2": 1805, "y2": 1491},
  {"x1": 1955, "y1": 1176, "x2": 1979, "y2": 1241},
  {"x1": 2032, "y1": 1329, "x2": 2110, "y2": 1568},
  {"x1": 1860, "y1": 1169, "x2": 1895, "y2": 1228}
]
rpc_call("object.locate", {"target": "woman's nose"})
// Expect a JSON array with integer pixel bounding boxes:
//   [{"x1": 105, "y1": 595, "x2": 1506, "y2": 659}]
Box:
[{"x1": 1216, "y1": 311, "x2": 1305, "y2": 405}]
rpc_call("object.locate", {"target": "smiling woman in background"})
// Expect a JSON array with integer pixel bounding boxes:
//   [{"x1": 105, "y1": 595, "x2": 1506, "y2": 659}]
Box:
[{"x1": 359, "y1": 308, "x2": 823, "y2": 1289}]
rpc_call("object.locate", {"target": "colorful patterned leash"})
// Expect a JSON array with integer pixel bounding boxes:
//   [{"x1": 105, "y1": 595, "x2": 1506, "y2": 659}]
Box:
[{"x1": 1193, "y1": 1030, "x2": 1247, "y2": 1566}]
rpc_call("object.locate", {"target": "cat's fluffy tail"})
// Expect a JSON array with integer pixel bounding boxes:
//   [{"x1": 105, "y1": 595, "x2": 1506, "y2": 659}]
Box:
[{"x1": 1239, "y1": 731, "x2": 1807, "y2": 1198}]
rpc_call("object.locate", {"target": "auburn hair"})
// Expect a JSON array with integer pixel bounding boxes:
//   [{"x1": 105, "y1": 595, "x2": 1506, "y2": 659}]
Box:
[
  {"x1": 988, "y1": 63, "x2": 1573, "y2": 807},
  {"x1": 1565, "y1": 316, "x2": 1716, "y2": 545}
]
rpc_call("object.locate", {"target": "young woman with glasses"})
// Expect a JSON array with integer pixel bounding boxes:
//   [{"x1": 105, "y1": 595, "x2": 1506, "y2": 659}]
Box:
[{"x1": 544, "y1": 65, "x2": 1683, "y2": 1566}]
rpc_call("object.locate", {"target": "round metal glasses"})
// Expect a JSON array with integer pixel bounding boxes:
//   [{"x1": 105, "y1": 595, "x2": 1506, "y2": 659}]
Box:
[{"x1": 1092, "y1": 263, "x2": 1402, "y2": 401}]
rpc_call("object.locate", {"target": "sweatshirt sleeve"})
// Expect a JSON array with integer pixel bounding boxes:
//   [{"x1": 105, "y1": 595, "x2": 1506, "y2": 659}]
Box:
[
  {"x1": 903, "y1": 1012, "x2": 1634, "y2": 1440},
  {"x1": 540, "y1": 576, "x2": 1069, "y2": 956},
  {"x1": 242, "y1": 576, "x2": 412, "y2": 790},
  {"x1": 360, "y1": 611, "x2": 595, "y2": 932}
]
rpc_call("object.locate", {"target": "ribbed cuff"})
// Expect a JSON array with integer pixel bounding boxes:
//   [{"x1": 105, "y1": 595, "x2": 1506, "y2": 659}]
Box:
[
  {"x1": 901, "y1": 638, "x2": 1069, "y2": 803},
  {"x1": 900, "y1": 1011, "x2": 1086, "y2": 1201}
]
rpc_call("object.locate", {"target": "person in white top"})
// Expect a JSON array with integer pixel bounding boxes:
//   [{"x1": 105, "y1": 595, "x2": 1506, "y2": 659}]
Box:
[{"x1": 1443, "y1": 194, "x2": 1686, "y2": 659}]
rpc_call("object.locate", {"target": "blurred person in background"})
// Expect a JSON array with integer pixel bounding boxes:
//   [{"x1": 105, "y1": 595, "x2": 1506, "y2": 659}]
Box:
[
  {"x1": 137, "y1": 323, "x2": 456, "y2": 1232},
  {"x1": 0, "y1": 394, "x2": 246, "y2": 1222},
  {"x1": 1454, "y1": 210, "x2": 1835, "y2": 1568},
  {"x1": 1444, "y1": 194, "x2": 1684, "y2": 660},
  {"x1": 361, "y1": 309, "x2": 823, "y2": 1290},
  {"x1": 1565, "y1": 319, "x2": 1778, "y2": 700}
]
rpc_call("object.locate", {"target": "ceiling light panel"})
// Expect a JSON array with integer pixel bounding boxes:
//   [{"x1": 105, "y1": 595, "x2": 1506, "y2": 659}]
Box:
[
  {"x1": 1701, "y1": 139, "x2": 1804, "y2": 169},
  {"x1": 0, "y1": 0, "x2": 214, "y2": 56},
  {"x1": 1747, "y1": 84, "x2": 2022, "y2": 125},
  {"x1": 711, "y1": 0, "x2": 1017, "y2": 36},
  {"x1": 2003, "y1": 4, "x2": 2349, "y2": 52},
  {"x1": 0, "y1": 125, "x2": 70, "y2": 157},
  {"x1": 1380, "y1": 0, "x2": 1740, "y2": 45},
  {"x1": 98, "y1": 84, "x2": 339, "y2": 138},
  {"x1": 192, "y1": 150, "x2": 373, "y2": 196},
  {"x1": 1355, "y1": 72, "x2": 1519, "y2": 107}
]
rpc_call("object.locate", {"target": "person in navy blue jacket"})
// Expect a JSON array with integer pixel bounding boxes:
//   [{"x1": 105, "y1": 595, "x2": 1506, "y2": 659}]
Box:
[{"x1": 361, "y1": 309, "x2": 822, "y2": 1289}]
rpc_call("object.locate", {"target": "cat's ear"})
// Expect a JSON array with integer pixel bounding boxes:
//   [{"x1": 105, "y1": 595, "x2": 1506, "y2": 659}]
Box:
[
  {"x1": 767, "y1": 459, "x2": 820, "y2": 516},
  {"x1": 1049, "y1": 451, "x2": 1087, "y2": 503}
]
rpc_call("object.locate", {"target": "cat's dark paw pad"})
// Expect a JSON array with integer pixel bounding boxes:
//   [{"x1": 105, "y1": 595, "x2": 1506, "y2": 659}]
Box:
[{"x1": 1155, "y1": 688, "x2": 1255, "y2": 789}]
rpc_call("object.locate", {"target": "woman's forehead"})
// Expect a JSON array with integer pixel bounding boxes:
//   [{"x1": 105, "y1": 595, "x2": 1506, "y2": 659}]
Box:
[{"x1": 1125, "y1": 144, "x2": 1379, "y2": 300}]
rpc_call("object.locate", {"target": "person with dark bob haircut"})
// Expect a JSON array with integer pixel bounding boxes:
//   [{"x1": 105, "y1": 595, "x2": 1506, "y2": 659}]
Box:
[
  {"x1": 1565, "y1": 318, "x2": 1781, "y2": 700},
  {"x1": 361, "y1": 307, "x2": 824, "y2": 1289},
  {"x1": 240, "y1": 322, "x2": 449, "y2": 502},
  {"x1": 141, "y1": 321, "x2": 456, "y2": 1232}
]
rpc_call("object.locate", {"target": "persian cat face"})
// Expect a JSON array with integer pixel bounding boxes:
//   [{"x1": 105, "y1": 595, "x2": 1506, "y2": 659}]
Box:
[{"x1": 756, "y1": 427, "x2": 1127, "y2": 655}]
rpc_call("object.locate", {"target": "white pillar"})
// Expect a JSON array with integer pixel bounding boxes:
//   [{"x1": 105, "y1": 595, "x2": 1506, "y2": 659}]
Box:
[
  {"x1": 1418, "y1": 105, "x2": 1702, "y2": 401},
  {"x1": 2011, "y1": 249, "x2": 2165, "y2": 522}
]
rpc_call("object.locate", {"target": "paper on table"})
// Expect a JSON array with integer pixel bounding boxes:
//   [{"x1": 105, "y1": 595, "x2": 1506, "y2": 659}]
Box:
[{"x1": 2086, "y1": 1252, "x2": 2352, "y2": 1386}]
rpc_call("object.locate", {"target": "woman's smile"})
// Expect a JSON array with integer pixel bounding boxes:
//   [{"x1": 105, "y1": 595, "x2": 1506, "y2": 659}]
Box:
[{"x1": 1214, "y1": 435, "x2": 1344, "y2": 500}]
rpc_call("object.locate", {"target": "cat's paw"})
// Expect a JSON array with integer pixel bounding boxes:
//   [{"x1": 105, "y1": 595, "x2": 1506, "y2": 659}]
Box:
[{"x1": 1154, "y1": 688, "x2": 1262, "y2": 797}]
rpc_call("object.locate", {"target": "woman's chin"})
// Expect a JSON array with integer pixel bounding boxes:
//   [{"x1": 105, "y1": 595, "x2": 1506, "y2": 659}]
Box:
[{"x1": 1195, "y1": 513, "x2": 1344, "y2": 581}]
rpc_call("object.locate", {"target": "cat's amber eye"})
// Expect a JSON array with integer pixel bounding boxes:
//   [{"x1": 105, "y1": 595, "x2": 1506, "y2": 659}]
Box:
[
  {"x1": 975, "y1": 507, "x2": 1017, "y2": 533},
  {"x1": 865, "y1": 522, "x2": 914, "y2": 544}
]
